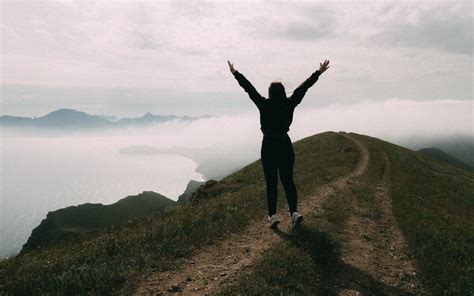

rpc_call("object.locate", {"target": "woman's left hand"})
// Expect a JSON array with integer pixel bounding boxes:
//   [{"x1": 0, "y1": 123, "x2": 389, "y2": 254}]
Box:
[{"x1": 227, "y1": 60, "x2": 236, "y2": 74}]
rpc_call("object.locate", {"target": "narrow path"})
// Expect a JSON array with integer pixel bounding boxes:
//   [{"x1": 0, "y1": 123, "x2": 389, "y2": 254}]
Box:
[
  {"x1": 134, "y1": 132, "x2": 369, "y2": 295},
  {"x1": 337, "y1": 149, "x2": 425, "y2": 295}
]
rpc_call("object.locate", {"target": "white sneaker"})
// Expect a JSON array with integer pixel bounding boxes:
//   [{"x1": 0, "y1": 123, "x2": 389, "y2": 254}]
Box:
[
  {"x1": 291, "y1": 211, "x2": 304, "y2": 227},
  {"x1": 267, "y1": 214, "x2": 280, "y2": 228}
]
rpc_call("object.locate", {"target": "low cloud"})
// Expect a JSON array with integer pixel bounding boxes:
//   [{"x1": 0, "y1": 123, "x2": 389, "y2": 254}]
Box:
[
  {"x1": 291, "y1": 99, "x2": 472, "y2": 143},
  {"x1": 48, "y1": 98, "x2": 470, "y2": 178}
]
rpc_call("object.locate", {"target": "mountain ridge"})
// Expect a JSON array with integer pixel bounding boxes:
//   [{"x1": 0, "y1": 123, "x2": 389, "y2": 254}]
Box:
[{"x1": 0, "y1": 108, "x2": 214, "y2": 129}]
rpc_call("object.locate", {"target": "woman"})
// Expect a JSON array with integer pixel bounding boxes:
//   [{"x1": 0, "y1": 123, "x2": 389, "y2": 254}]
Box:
[{"x1": 228, "y1": 59, "x2": 330, "y2": 228}]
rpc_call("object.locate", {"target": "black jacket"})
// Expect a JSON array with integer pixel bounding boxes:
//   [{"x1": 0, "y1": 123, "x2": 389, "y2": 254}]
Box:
[{"x1": 233, "y1": 69, "x2": 321, "y2": 136}]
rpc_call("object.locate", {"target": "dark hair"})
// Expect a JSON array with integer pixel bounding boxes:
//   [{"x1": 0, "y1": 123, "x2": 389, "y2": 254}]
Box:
[{"x1": 268, "y1": 81, "x2": 287, "y2": 100}]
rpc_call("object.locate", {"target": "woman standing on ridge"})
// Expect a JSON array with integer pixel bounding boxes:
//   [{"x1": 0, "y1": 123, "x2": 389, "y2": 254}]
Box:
[{"x1": 228, "y1": 59, "x2": 330, "y2": 228}]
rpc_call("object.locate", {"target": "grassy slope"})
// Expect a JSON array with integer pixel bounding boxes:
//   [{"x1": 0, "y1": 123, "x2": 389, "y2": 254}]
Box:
[
  {"x1": 219, "y1": 133, "x2": 474, "y2": 295},
  {"x1": 0, "y1": 132, "x2": 359, "y2": 295}
]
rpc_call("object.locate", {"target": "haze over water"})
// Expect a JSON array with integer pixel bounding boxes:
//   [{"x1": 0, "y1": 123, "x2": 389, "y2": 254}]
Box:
[{"x1": 0, "y1": 132, "x2": 204, "y2": 258}]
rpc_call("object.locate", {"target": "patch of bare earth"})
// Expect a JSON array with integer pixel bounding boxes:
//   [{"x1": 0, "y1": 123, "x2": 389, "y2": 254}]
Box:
[{"x1": 134, "y1": 133, "x2": 424, "y2": 295}]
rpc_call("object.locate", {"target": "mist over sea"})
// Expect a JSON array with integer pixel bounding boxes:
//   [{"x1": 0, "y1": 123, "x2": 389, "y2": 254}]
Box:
[{"x1": 0, "y1": 134, "x2": 205, "y2": 258}]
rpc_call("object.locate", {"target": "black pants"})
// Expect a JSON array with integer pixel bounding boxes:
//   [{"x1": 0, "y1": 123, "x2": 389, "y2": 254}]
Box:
[{"x1": 261, "y1": 135, "x2": 298, "y2": 217}]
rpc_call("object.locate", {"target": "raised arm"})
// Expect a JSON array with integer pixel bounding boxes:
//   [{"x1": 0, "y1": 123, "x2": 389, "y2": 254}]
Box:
[
  {"x1": 290, "y1": 59, "x2": 330, "y2": 107},
  {"x1": 228, "y1": 60, "x2": 264, "y2": 108}
]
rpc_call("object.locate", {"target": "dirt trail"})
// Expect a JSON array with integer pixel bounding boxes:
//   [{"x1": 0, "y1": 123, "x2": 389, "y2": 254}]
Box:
[
  {"x1": 337, "y1": 150, "x2": 425, "y2": 295},
  {"x1": 135, "y1": 132, "x2": 422, "y2": 295}
]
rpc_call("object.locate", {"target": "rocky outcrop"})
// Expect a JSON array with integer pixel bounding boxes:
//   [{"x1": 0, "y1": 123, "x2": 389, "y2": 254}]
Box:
[
  {"x1": 177, "y1": 180, "x2": 206, "y2": 204},
  {"x1": 188, "y1": 180, "x2": 219, "y2": 204}
]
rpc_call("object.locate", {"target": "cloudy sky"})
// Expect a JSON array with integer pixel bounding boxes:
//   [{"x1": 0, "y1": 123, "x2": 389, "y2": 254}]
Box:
[{"x1": 1, "y1": 0, "x2": 472, "y2": 118}]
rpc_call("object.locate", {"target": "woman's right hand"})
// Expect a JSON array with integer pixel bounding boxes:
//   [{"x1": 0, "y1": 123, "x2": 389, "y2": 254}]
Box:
[{"x1": 319, "y1": 59, "x2": 330, "y2": 74}]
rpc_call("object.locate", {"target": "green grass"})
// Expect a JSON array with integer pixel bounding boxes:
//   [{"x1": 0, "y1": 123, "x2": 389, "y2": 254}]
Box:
[{"x1": 0, "y1": 131, "x2": 358, "y2": 295}]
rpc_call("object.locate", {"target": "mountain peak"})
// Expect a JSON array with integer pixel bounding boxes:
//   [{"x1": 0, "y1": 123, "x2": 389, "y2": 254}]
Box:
[
  {"x1": 47, "y1": 108, "x2": 85, "y2": 114},
  {"x1": 142, "y1": 112, "x2": 155, "y2": 118},
  {"x1": 43, "y1": 108, "x2": 90, "y2": 119}
]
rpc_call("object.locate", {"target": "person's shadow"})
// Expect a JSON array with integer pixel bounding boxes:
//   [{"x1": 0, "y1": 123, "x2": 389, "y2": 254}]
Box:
[{"x1": 272, "y1": 225, "x2": 415, "y2": 295}]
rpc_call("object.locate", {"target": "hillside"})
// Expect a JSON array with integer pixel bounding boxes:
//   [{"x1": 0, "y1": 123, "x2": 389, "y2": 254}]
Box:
[
  {"x1": 404, "y1": 135, "x2": 474, "y2": 167},
  {"x1": 22, "y1": 191, "x2": 176, "y2": 252},
  {"x1": 428, "y1": 137, "x2": 474, "y2": 167},
  {"x1": 0, "y1": 132, "x2": 472, "y2": 295},
  {"x1": 418, "y1": 147, "x2": 474, "y2": 172}
]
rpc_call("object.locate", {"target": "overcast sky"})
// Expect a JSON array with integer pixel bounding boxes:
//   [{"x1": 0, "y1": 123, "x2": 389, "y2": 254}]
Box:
[{"x1": 1, "y1": 0, "x2": 472, "y2": 117}]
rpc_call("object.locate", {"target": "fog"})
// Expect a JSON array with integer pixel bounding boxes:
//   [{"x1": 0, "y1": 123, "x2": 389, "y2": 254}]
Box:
[
  {"x1": 291, "y1": 98, "x2": 472, "y2": 144},
  {"x1": 107, "y1": 98, "x2": 472, "y2": 167}
]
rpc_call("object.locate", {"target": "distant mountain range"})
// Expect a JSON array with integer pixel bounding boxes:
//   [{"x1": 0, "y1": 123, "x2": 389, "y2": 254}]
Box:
[{"x1": 0, "y1": 108, "x2": 214, "y2": 129}]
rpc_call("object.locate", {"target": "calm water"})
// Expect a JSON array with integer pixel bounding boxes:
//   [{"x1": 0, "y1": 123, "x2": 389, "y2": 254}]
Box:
[{"x1": 0, "y1": 134, "x2": 204, "y2": 258}]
